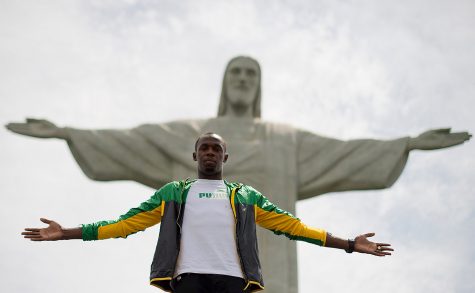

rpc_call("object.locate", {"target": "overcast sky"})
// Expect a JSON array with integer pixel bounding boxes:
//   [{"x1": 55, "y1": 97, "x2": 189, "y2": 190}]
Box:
[{"x1": 1, "y1": 0, "x2": 474, "y2": 292}]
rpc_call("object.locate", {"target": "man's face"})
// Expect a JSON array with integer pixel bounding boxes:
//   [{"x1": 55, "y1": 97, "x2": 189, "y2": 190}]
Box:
[
  {"x1": 225, "y1": 58, "x2": 259, "y2": 109},
  {"x1": 193, "y1": 135, "x2": 228, "y2": 177}
]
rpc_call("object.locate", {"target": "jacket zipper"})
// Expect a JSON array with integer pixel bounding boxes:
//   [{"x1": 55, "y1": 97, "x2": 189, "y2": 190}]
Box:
[
  {"x1": 172, "y1": 180, "x2": 188, "y2": 280},
  {"x1": 230, "y1": 184, "x2": 248, "y2": 283},
  {"x1": 176, "y1": 179, "x2": 187, "y2": 234}
]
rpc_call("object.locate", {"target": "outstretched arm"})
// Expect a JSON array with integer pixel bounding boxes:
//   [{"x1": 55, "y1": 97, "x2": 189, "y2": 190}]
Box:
[
  {"x1": 253, "y1": 188, "x2": 393, "y2": 256},
  {"x1": 408, "y1": 128, "x2": 471, "y2": 150},
  {"x1": 23, "y1": 185, "x2": 168, "y2": 242},
  {"x1": 7, "y1": 119, "x2": 175, "y2": 188},
  {"x1": 296, "y1": 127, "x2": 471, "y2": 199},
  {"x1": 6, "y1": 118, "x2": 69, "y2": 139},
  {"x1": 22, "y1": 218, "x2": 81, "y2": 241}
]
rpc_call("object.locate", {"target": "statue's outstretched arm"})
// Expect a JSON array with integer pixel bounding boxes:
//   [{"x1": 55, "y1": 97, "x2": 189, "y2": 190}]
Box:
[
  {"x1": 296, "y1": 127, "x2": 471, "y2": 199},
  {"x1": 6, "y1": 119, "x2": 174, "y2": 188},
  {"x1": 408, "y1": 128, "x2": 471, "y2": 150},
  {"x1": 5, "y1": 118, "x2": 69, "y2": 139},
  {"x1": 297, "y1": 130, "x2": 410, "y2": 198}
]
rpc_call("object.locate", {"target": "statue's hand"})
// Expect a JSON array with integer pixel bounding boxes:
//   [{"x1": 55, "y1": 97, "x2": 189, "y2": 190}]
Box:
[
  {"x1": 408, "y1": 128, "x2": 472, "y2": 150},
  {"x1": 5, "y1": 118, "x2": 68, "y2": 139}
]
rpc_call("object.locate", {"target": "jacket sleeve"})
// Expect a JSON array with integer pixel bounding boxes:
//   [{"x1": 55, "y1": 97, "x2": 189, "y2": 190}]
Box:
[
  {"x1": 254, "y1": 190, "x2": 327, "y2": 246},
  {"x1": 81, "y1": 187, "x2": 166, "y2": 241}
]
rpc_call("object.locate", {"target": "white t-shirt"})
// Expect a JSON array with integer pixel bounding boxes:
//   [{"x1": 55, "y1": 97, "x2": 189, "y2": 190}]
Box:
[{"x1": 174, "y1": 179, "x2": 244, "y2": 279}]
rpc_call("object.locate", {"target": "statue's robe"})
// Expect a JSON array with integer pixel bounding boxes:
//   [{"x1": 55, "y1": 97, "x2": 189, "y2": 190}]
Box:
[{"x1": 67, "y1": 117, "x2": 409, "y2": 293}]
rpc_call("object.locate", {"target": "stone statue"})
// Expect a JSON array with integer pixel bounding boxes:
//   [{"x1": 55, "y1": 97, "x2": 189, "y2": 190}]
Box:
[{"x1": 6, "y1": 56, "x2": 471, "y2": 293}]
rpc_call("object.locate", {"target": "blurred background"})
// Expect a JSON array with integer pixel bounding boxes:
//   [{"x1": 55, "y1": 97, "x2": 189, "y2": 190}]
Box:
[{"x1": 1, "y1": 0, "x2": 474, "y2": 292}]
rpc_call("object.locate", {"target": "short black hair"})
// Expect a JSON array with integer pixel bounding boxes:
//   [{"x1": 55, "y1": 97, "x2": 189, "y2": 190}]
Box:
[{"x1": 194, "y1": 132, "x2": 227, "y2": 151}]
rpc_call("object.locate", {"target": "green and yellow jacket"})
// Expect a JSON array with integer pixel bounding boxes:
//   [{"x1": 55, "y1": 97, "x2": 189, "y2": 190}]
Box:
[{"x1": 82, "y1": 180, "x2": 327, "y2": 292}]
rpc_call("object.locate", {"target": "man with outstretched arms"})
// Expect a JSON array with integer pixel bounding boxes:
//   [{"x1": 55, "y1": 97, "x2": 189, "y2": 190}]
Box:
[{"x1": 22, "y1": 133, "x2": 393, "y2": 293}]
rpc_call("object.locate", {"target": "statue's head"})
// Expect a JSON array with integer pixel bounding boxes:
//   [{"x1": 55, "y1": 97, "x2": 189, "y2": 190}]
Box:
[{"x1": 217, "y1": 56, "x2": 261, "y2": 118}]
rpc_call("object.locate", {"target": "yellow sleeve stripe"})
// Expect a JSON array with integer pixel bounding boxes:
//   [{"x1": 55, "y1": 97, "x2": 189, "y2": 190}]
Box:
[
  {"x1": 256, "y1": 207, "x2": 326, "y2": 246},
  {"x1": 98, "y1": 206, "x2": 162, "y2": 240},
  {"x1": 161, "y1": 200, "x2": 165, "y2": 216},
  {"x1": 230, "y1": 188, "x2": 237, "y2": 218}
]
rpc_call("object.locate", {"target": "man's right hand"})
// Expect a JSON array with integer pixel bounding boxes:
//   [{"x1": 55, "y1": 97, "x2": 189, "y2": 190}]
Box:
[
  {"x1": 22, "y1": 218, "x2": 82, "y2": 241},
  {"x1": 22, "y1": 218, "x2": 65, "y2": 241},
  {"x1": 5, "y1": 118, "x2": 68, "y2": 139}
]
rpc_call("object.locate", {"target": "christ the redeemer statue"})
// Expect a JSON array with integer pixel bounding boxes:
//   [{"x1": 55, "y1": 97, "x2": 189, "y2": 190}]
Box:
[{"x1": 7, "y1": 56, "x2": 471, "y2": 293}]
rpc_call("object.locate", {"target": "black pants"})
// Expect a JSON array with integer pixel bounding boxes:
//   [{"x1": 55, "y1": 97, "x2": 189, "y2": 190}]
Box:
[{"x1": 173, "y1": 273, "x2": 249, "y2": 293}]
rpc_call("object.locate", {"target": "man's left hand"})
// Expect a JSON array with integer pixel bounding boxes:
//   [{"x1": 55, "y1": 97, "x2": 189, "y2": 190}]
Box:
[{"x1": 354, "y1": 233, "x2": 393, "y2": 256}]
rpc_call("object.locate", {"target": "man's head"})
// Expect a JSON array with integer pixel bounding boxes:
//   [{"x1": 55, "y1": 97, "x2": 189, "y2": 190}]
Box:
[
  {"x1": 217, "y1": 56, "x2": 261, "y2": 118},
  {"x1": 193, "y1": 133, "x2": 228, "y2": 179}
]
